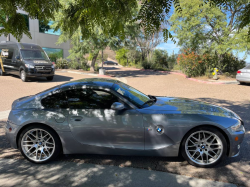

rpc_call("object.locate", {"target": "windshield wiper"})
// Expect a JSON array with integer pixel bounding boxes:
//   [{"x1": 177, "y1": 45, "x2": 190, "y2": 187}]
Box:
[{"x1": 141, "y1": 99, "x2": 155, "y2": 107}]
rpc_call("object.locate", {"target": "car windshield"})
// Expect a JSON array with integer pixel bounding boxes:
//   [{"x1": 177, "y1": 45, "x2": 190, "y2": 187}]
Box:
[
  {"x1": 111, "y1": 82, "x2": 151, "y2": 108},
  {"x1": 20, "y1": 49, "x2": 49, "y2": 60},
  {"x1": 244, "y1": 64, "x2": 250, "y2": 69}
]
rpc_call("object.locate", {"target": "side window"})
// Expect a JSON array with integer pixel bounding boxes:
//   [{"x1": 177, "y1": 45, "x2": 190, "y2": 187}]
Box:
[
  {"x1": 41, "y1": 92, "x2": 68, "y2": 109},
  {"x1": 6, "y1": 48, "x2": 14, "y2": 60},
  {"x1": 66, "y1": 89, "x2": 119, "y2": 109}
]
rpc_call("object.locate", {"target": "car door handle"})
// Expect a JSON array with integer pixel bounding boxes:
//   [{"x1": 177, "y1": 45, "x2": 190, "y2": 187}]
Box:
[{"x1": 70, "y1": 116, "x2": 83, "y2": 122}]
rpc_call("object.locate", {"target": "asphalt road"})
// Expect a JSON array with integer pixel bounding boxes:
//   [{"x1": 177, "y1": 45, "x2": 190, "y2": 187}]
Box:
[{"x1": 0, "y1": 67, "x2": 249, "y2": 186}]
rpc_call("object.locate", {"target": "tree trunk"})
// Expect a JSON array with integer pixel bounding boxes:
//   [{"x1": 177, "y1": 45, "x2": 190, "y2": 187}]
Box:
[
  {"x1": 6, "y1": 15, "x2": 10, "y2": 41},
  {"x1": 90, "y1": 53, "x2": 99, "y2": 72}
]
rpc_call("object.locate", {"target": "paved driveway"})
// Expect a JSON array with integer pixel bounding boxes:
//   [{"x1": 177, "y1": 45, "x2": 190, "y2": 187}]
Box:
[{"x1": 0, "y1": 67, "x2": 250, "y2": 186}]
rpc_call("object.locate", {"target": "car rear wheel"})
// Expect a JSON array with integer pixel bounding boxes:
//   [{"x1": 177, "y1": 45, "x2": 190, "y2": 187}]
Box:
[
  {"x1": 181, "y1": 126, "x2": 227, "y2": 168},
  {"x1": 239, "y1": 82, "x2": 245, "y2": 85},
  {"x1": 46, "y1": 76, "x2": 54, "y2": 81},
  {"x1": 20, "y1": 70, "x2": 28, "y2": 82},
  {"x1": 18, "y1": 125, "x2": 61, "y2": 164}
]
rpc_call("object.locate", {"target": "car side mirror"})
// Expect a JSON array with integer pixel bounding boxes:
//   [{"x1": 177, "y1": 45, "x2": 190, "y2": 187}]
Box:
[
  {"x1": 16, "y1": 55, "x2": 20, "y2": 60},
  {"x1": 111, "y1": 102, "x2": 125, "y2": 110}
]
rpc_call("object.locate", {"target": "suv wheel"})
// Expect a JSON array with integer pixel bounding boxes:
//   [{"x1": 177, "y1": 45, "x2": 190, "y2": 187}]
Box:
[
  {"x1": 0, "y1": 68, "x2": 5, "y2": 76},
  {"x1": 46, "y1": 76, "x2": 54, "y2": 81},
  {"x1": 181, "y1": 126, "x2": 227, "y2": 168},
  {"x1": 20, "y1": 70, "x2": 28, "y2": 82}
]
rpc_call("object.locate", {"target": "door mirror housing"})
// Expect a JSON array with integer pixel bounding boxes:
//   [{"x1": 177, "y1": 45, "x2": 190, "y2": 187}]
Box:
[
  {"x1": 16, "y1": 55, "x2": 20, "y2": 60},
  {"x1": 111, "y1": 102, "x2": 125, "y2": 110}
]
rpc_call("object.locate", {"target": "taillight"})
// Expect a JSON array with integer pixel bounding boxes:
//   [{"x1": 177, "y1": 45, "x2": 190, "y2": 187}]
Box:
[{"x1": 237, "y1": 70, "x2": 241, "y2": 74}]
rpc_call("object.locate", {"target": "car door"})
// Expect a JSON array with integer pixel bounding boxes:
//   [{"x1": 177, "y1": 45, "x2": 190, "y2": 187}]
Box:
[
  {"x1": 67, "y1": 88, "x2": 144, "y2": 151},
  {"x1": 4, "y1": 47, "x2": 16, "y2": 74}
]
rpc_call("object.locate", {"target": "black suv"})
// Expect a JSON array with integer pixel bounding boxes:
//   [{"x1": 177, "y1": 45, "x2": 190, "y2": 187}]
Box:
[{"x1": 0, "y1": 41, "x2": 55, "y2": 82}]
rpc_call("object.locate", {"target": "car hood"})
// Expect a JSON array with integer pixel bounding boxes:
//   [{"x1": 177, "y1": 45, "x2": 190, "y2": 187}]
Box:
[{"x1": 143, "y1": 97, "x2": 240, "y2": 119}]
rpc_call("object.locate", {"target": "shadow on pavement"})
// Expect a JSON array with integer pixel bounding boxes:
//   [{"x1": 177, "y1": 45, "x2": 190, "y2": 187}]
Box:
[
  {"x1": 3, "y1": 73, "x2": 74, "y2": 83},
  {"x1": 0, "y1": 98, "x2": 249, "y2": 186}
]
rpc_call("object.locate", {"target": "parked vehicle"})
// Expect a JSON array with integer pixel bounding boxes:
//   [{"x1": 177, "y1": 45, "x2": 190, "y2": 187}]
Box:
[
  {"x1": 236, "y1": 64, "x2": 250, "y2": 85},
  {"x1": 6, "y1": 78, "x2": 245, "y2": 167},
  {"x1": 0, "y1": 41, "x2": 55, "y2": 82},
  {"x1": 103, "y1": 61, "x2": 118, "y2": 65}
]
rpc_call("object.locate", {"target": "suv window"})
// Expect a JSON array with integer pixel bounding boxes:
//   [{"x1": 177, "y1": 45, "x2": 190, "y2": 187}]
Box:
[
  {"x1": 66, "y1": 89, "x2": 119, "y2": 109},
  {"x1": 41, "y1": 92, "x2": 68, "y2": 109}
]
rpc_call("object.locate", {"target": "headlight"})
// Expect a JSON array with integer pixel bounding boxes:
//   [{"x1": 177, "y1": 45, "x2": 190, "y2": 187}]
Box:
[
  {"x1": 231, "y1": 120, "x2": 245, "y2": 132},
  {"x1": 25, "y1": 64, "x2": 35, "y2": 68}
]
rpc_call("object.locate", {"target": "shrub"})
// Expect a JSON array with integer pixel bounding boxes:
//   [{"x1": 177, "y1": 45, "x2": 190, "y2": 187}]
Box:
[
  {"x1": 177, "y1": 49, "x2": 206, "y2": 77},
  {"x1": 68, "y1": 58, "x2": 90, "y2": 71},
  {"x1": 56, "y1": 58, "x2": 68, "y2": 69}
]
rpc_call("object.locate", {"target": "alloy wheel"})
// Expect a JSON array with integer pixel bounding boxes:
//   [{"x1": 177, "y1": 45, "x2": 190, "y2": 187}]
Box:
[
  {"x1": 185, "y1": 130, "x2": 223, "y2": 165},
  {"x1": 21, "y1": 128, "x2": 55, "y2": 162}
]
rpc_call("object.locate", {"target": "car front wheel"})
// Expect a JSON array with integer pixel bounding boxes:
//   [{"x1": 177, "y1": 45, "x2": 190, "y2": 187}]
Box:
[
  {"x1": 181, "y1": 126, "x2": 227, "y2": 168},
  {"x1": 18, "y1": 125, "x2": 61, "y2": 164},
  {"x1": 20, "y1": 70, "x2": 28, "y2": 82}
]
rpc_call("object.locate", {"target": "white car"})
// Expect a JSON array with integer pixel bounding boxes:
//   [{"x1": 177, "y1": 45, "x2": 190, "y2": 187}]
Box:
[{"x1": 236, "y1": 64, "x2": 250, "y2": 84}]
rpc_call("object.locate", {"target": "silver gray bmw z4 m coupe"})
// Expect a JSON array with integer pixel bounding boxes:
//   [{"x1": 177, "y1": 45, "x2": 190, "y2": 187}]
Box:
[{"x1": 5, "y1": 78, "x2": 245, "y2": 167}]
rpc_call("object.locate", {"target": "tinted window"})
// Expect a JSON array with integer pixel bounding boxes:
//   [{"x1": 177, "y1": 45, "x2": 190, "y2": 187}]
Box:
[
  {"x1": 6, "y1": 48, "x2": 14, "y2": 59},
  {"x1": 67, "y1": 89, "x2": 119, "y2": 109},
  {"x1": 111, "y1": 83, "x2": 150, "y2": 108},
  {"x1": 39, "y1": 20, "x2": 61, "y2": 35},
  {"x1": 41, "y1": 92, "x2": 68, "y2": 109}
]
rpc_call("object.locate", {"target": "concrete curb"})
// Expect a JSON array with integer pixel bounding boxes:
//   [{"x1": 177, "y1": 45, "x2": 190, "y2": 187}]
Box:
[
  {"x1": 56, "y1": 70, "x2": 113, "y2": 78},
  {"x1": 139, "y1": 69, "x2": 237, "y2": 85},
  {"x1": 0, "y1": 110, "x2": 10, "y2": 120}
]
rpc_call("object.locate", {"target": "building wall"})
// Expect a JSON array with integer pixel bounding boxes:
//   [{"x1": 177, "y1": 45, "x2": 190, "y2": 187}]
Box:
[{"x1": 0, "y1": 10, "x2": 70, "y2": 59}]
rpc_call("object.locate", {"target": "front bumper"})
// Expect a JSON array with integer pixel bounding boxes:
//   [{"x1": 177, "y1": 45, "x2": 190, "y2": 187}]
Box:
[
  {"x1": 26, "y1": 68, "x2": 55, "y2": 77},
  {"x1": 225, "y1": 125, "x2": 245, "y2": 157},
  {"x1": 5, "y1": 120, "x2": 20, "y2": 149}
]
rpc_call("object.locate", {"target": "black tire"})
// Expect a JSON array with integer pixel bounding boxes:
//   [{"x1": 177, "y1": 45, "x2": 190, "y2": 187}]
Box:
[
  {"x1": 18, "y1": 124, "x2": 61, "y2": 164},
  {"x1": 46, "y1": 76, "x2": 54, "y2": 81},
  {"x1": 20, "y1": 70, "x2": 28, "y2": 82},
  {"x1": 239, "y1": 82, "x2": 245, "y2": 85},
  {"x1": 0, "y1": 68, "x2": 5, "y2": 76},
  {"x1": 181, "y1": 126, "x2": 227, "y2": 168}
]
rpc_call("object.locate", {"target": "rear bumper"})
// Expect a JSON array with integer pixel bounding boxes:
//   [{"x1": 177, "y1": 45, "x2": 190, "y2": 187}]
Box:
[{"x1": 236, "y1": 75, "x2": 250, "y2": 83}]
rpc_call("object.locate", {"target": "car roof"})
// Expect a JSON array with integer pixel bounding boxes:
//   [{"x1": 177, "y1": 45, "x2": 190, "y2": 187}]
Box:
[
  {"x1": 0, "y1": 41, "x2": 42, "y2": 50},
  {"x1": 60, "y1": 78, "x2": 119, "y2": 91}
]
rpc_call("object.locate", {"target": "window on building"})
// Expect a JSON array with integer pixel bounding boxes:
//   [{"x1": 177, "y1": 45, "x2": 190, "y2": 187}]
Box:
[
  {"x1": 42, "y1": 48, "x2": 63, "y2": 62},
  {"x1": 39, "y1": 20, "x2": 61, "y2": 35}
]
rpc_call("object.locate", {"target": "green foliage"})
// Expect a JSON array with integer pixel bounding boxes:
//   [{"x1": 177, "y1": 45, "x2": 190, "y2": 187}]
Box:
[
  {"x1": 48, "y1": 50, "x2": 63, "y2": 62},
  {"x1": 170, "y1": 0, "x2": 250, "y2": 55},
  {"x1": 56, "y1": 58, "x2": 68, "y2": 69},
  {"x1": 0, "y1": 0, "x2": 60, "y2": 41},
  {"x1": 116, "y1": 48, "x2": 129, "y2": 66},
  {"x1": 177, "y1": 49, "x2": 246, "y2": 77},
  {"x1": 153, "y1": 49, "x2": 168, "y2": 68},
  {"x1": 68, "y1": 59, "x2": 90, "y2": 71}
]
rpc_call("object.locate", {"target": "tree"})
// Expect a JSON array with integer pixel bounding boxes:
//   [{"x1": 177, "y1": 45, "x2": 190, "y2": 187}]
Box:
[
  {"x1": 0, "y1": 0, "x2": 60, "y2": 41},
  {"x1": 116, "y1": 48, "x2": 129, "y2": 66},
  {"x1": 56, "y1": 26, "x2": 121, "y2": 71},
  {"x1": 170, "y1": 0, "x2": 250, "y2": 56}
]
